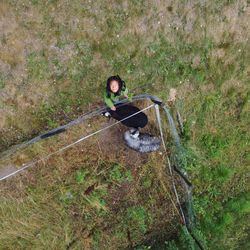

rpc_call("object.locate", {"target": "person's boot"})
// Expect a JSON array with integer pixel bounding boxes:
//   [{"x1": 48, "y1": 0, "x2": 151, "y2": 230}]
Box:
[
  {"x1": 104, "y1": 111, "x2": 111, "y2": 117},
  {"x1": 102, "y1": 111, "x2": 111, "y2": 120}
]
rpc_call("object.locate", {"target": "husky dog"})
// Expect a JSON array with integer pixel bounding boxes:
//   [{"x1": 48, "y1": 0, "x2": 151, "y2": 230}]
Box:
[{"x1": 123, "y1": 129, "x2": 161, "y2": 153}]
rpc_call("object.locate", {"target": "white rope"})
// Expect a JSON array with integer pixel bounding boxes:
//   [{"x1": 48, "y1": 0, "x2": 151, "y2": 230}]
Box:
[
  {"x1": 0, "y1": 104, "x2": 154, "y2": 181},
  {"x1": 167, "y1": 156, "x2": 187, "y2": 225}
]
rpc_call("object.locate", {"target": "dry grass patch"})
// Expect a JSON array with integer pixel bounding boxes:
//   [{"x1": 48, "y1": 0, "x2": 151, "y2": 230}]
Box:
[{"x1": 0, "y1": 104, "x2": 184, "y2": 248}]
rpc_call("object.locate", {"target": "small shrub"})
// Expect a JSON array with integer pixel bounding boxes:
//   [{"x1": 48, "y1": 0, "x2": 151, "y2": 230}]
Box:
[
  {"x1": 127, "y1": 206, "x2": 147, "y2": 235},
  {"x1": 76, "y1": 169, "x2": 88, "y2": 184}
]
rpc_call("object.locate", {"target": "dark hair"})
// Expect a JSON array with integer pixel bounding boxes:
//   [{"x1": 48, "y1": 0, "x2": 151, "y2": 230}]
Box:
[{"x1": 106, "y1": 75, "x2": 126, "y2": 97}]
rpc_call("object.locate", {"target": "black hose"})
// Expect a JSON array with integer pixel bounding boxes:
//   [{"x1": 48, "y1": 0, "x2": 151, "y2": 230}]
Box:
[{"x1": 40, "y1": 128, "x2": 66, "y2": 139}]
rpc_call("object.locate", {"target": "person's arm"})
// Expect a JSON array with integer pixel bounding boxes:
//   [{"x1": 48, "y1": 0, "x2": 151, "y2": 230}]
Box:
[
  {"x1": 122, "y1": 86, "x2": 129, "y2": 97},
  {"x1": 104, "y1": 91, "x2": 115, "y2": 109}
]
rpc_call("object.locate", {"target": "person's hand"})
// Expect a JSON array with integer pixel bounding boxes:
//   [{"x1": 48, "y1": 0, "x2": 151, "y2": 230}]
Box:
[
  {"x1": 124, "y1": 94, "x2": 128, "y2": 98},
  {"x1": 111, "y1": 106, "x2": 116, "y2": 111}
]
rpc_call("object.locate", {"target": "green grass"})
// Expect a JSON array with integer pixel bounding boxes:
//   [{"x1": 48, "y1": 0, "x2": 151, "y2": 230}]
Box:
[
  {"x1": 27, "y1": 50, "x2": 50, "y2": 80},
  {"x1": 0, "y1": 0, "x2": 250, "y2": 249},
  {"x1": 0, "y1": 76, "x2": 5, "y2": 89}
]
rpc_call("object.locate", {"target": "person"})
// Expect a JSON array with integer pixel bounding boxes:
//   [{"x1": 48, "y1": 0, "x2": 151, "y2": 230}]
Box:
[
  {"x1": 103, "y1": 75, "x2": 140, "y2": 138},
  {"x1": 103, "y1": 75, "x2": 129, "y2": 111}
]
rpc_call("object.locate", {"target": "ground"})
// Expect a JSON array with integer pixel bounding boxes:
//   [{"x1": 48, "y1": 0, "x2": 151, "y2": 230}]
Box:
[
  {"x1": 0, "y1": 99, "x2": 186, "y2": 249},
  {"x1": 0, "y1": 0, "x2": 249, "y2": 249}
]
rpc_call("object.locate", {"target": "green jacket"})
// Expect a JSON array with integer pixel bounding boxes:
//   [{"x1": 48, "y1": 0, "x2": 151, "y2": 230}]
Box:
[{"x1": 103, "y1": 87, "x2": 128, "y2": 108}]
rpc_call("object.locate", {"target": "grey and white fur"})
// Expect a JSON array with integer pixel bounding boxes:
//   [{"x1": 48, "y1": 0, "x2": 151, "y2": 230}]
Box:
[{"x1": 123, "y1": 129, "x2": 161, "y2": 153}]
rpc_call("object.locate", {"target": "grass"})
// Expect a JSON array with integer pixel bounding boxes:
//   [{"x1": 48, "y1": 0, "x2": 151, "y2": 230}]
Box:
[
  {"x1": 27, "y1": 50, "x2": 50, "y2": 81},
  {"x1": 0, "y1": 76, "x2": 5, "y2": 90},
  {"x1": 0, "y1": 105, "x2": 182, "y2": 249},
  {"x1": 0, "y1": 0, "x2": 250, "y2": 249},
  {"x1": 0, "y1": 121, "x2": 181, "y2": 249}
]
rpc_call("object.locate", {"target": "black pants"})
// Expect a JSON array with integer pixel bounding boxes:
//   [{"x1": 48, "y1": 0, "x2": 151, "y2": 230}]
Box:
[{"x1": 109, "y1": 105, "x2": 148, "y2": 129}]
